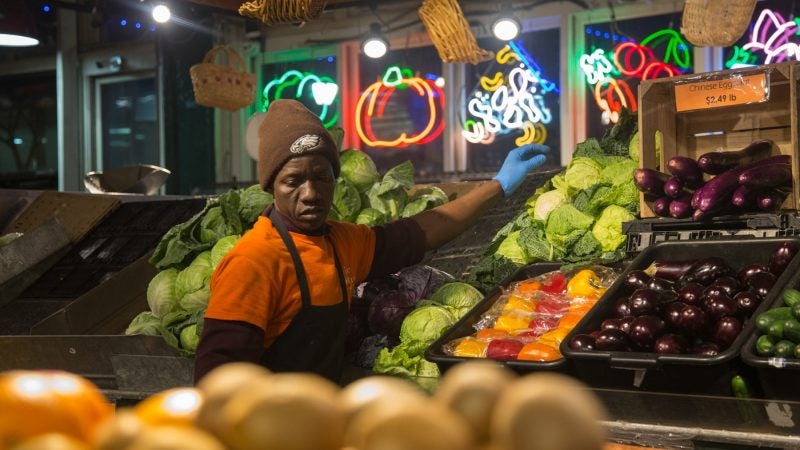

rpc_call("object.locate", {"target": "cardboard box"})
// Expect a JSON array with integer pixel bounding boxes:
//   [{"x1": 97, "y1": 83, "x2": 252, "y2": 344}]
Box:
[{"x1": 637, "y1": 62, "x2": 799, "y2": 218}]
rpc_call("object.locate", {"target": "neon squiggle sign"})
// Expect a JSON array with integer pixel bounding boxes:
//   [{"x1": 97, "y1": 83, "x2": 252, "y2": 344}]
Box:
[
  {"x1": 741, "y1": 9, "x2": 800, "y2": 64},
  {"x1": 580, "y1": 28, "x2": 690, "y2": 124},
  {"x1": 462, "y1": 40, "x2": 557, "y2": 146},
  {"x1": 263, "y1": 70, "x2": 339, "y2": 128},
  {"x1": 355, "y1": 66, "x2": 445, "y2": 148}
]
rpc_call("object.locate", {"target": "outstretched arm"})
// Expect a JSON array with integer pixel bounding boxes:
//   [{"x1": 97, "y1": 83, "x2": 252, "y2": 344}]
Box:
[{"x1": 411, "y1": 144, "x2": 549, "y2": 251}]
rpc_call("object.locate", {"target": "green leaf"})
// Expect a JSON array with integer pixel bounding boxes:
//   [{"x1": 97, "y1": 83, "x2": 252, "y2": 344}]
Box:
[{"x1": 378, "y1": 161, "x2": 415, "y2": 194}]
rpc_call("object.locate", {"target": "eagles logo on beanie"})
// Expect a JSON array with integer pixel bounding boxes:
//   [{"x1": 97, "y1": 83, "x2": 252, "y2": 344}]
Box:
[{"x1": 253, "y1": 99, "x2": 340, "y2": 191}]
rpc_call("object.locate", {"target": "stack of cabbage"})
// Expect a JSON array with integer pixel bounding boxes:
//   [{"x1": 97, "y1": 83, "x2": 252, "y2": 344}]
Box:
[
  {"x1": 333, "y1": 150, "x2": 448, "y2": 226},
  {"x1": 126, "y1": 150, "x2": 449, "y2": 356},
  {"x1": 467, "y1": 110, "x2": 641, "y2": 293},
  {"x1": 373, "y1": 281, "x2": 484, "y2": 384},
  {"x1": 125, "y1": 184, "x2": 273, "y2": 355}
]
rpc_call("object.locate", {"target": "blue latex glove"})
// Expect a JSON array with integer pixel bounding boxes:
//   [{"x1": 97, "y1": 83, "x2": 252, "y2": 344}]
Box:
[{"x1": 493, "y1": 144, "x2": 550, "y2": 197}]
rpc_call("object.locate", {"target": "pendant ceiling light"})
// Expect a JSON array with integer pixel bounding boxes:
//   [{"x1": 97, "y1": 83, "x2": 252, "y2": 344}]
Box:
[
  {"x1": 0, "y1": 0, "x2": 39, "y2": 47},
  {"x1": 492, "y1": 3, "x2": 520, "y2": 42},
  {"x1": 362, "y1": 23, "x2": 389, "y2": 59}
]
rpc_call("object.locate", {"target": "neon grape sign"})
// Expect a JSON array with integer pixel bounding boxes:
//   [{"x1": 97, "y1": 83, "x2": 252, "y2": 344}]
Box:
[
  {"x1": 355, "y1": 66, "x2": 445, "y2": 148},
  {"x1": 462, "y1": 41, "x2": 557, "y2": 147},
  {"x1": 725, "y1": 9, "x2": 800, "y2": 69},
  {"x1": 262, "y1": 70, "x2": 339, "y2": 128},
  {"x1": 580, "y1": 28, "x2": 691, "y2": 124}
]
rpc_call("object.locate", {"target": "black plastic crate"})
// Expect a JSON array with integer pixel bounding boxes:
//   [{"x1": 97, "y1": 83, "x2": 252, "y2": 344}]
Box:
[
  {"x1": 560, "y1": 237, "x2": 800, "y2": 395},
  {"x1": 425, "y1": 262, "x2": 572, "y2": 373},
  {"x1": 623, "y1": 213, "x2": 800, "y2": 254},
  {"x1": 741, "y1": 269, "x2": 800, "y2": 401}
]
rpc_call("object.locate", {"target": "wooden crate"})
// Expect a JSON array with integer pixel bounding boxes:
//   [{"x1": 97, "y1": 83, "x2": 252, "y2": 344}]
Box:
[{"x1": 637, "y1": 62, "x2": 799, "y2": 218}]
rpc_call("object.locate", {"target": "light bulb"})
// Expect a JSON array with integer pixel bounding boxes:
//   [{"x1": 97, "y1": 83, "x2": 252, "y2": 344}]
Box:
[{"x1": 152, "y1": 4, "x2": 171, "y2": 23}]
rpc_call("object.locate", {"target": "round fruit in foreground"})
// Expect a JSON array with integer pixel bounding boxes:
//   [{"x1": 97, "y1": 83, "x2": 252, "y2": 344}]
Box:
[{"x1": 0, "y1": 370, "x2": 112, "y2": 445}]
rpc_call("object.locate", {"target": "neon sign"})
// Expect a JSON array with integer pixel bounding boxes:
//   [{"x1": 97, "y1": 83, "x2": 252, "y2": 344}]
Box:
[
  {"x1": 738, "y1": 9, "x2": 800, "y2": 65},
  {"x1": 355, "y1": 66, "x2": 445, "y2": 148},
  {"x1": 580, "y1": 28, "x2": 691, "y2": 124},
  {"x1": 262, "y1": 70, "x2": 339, "y2": 128},
  {"x1": 462, "y1": 40, "x2": 557, "y2": 146}
]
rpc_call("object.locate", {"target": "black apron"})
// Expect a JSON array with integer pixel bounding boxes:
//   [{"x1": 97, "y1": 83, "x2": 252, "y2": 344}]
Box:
[{"x1": 259, "y1": 208, "x2": 349, "y2": 382}]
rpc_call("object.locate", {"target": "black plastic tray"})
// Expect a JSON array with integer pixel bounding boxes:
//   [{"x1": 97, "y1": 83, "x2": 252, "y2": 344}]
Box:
[
  {"x1": 741, "y1": 268, "x2": 800, "y2": 400},
  {"x1": 425, "y1": 262, "x2": 572, "y2": 373},
  {"x1": 560, "y1": 237, "x2": 800, "y2": 395}
]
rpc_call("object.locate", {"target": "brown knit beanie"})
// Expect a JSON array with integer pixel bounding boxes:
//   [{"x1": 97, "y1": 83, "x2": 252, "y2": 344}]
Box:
[{"x1": 255, "y1": 99, "x2": 340, "y2": 191}]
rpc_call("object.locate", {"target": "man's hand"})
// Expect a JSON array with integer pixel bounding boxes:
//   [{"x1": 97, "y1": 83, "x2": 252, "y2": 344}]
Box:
[{"x1": 492, "y1": 144, "x2": 550, "y2": 197}]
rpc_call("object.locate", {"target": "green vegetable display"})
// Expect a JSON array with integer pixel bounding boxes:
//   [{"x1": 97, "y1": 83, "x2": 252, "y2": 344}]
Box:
[
  {"x1": 373, "y1": 281, "x2": 485, "y2": 382},
  {"x1": 467, "y1": 109, "x2": 640, "y2": 293}
]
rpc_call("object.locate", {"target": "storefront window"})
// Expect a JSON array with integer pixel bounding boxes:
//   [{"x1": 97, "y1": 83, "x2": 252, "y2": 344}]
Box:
[
  {"x1": 464, "y1": 29, "x2": 561, "y2": 173},
  {"x1": 100, "y1": 77, "x2": 158, "y2": 170},
  {"x1": 0, "y1": 73, "x2": 58, "y2": 189},
  {"x1": 723, "y1": 0, "x2": 800, "y2": 69},
  {"x1": 358, "y1": 45, "x2": 444, "y2": 178},
  {"x1": 260, "y1": 55, "x2": 339, "y2": 128},
  {"x1": 581, "y1": 13, "x2": 692, "y2": 139}
]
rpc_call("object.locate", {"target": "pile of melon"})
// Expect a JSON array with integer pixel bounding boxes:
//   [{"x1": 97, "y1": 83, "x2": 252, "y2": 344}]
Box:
[{"x1": 0, "y1": 362, "x2": 608, "y2": 450}]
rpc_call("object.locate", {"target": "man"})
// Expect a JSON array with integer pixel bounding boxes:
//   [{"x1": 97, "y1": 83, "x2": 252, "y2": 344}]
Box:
[{"x1": 194, "y1": 99, "x2": 547, "y2": 382}]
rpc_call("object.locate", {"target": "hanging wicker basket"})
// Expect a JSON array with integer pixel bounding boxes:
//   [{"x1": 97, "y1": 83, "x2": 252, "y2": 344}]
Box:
[
  {"x1": 418, "y1": 0, "x2": 493, "y2": 65},
  {"x1": 190, "y1": 46, "x2": 256, "y2": 112},
  {"x1": 681, "y1": 0, "x2": 757, "y2": 48},
  {"x1": 238, "y1": 0, "x2": 327, "y2": 26}
]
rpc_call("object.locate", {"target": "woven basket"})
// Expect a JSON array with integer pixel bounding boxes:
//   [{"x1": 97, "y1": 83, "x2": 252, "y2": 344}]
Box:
[
  {"x1": 418, "y1": 0, "x2": 493, "y2": 65},
  {"x1": 190, "y1": 46, "x2": 256, "y2": 112},
  {"x1": 681, "y1": 0, "x2": 757, "y2": 47},
  {"x1": 238, "y1": 0, "x2": 327, "y2": 25}
]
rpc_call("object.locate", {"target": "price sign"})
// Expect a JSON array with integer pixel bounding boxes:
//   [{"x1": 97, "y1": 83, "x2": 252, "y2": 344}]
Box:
[{"x1": 674, "y1": 72, "x2": 768, "y2": 112}]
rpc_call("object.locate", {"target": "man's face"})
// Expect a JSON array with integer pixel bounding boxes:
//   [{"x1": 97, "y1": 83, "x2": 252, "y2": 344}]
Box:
[{"x1": 271, "y1": 154, "x2": 336, "y2": 232}]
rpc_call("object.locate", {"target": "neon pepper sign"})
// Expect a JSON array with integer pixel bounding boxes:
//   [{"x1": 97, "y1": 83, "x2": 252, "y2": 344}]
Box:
[
  {"x1": 462, "y1": 41, "x2": 557, "y2": 147},
  {"x1": 355, "y1": 66, "x2": 445, "y2": 148},
  {"x1": 262, "y1": 70, "x2": 339, "y2": 128},
  {"x1": 580, "y1": 28, "x2": 691, "y2": 124}
]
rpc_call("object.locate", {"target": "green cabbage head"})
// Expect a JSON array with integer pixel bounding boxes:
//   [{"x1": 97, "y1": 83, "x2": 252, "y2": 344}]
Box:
[
  {"x1": 430, "y1": 282, "x2": 483, "y2": 319},
  {"x1": 592, "y1": 205, "x2": 635, "y2": 252},
  {"x1": 340, "y1": 149, "x2": 380, "y2": 192},
  {"x1": 146, "y1": 268, "x2": 180, "y2": 319},
  {"x1": 399, "y1": 305, "x2": 456, "y2": 345},
  {"x1": 210, "y1": 235, "x2": 240, "y2": 267},
  {"x1": 125, "y1": 311, "x2": 162, "y2": 336}
]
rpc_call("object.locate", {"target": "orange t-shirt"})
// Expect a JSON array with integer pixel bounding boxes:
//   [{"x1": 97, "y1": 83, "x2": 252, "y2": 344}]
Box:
[{"x1": 204, "y1": 216, "x2": 376, "y2": 348}]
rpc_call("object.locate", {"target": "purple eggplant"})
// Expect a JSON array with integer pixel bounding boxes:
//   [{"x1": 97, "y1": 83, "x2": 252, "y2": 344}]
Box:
[
  {"x1": 696, "y1": 139, "x2": 776, "y2": 175},
  {"x1": 624, "y1": 270, "x2": 651, "y2": 290},
  {"x1": 712, "y1": 316, "x2": 742, "y2": 350},
  {"x1": 669, "y1": 193, "x2": 693, "y2": 219},
  {"x1": 738, "y1": 162, "x2": 792, "y2": 189},
  {"x1": 634, "y1": 168, "x2": 670, "y2": 196},
  {"x1": 692, "y1": 166, "x2": 745, "y2": 214},
  {"x1": 667, "y1": 156, "x2": 704, "y2": 188},
  {"x1": 737, "y1": 263, "x2": 770, "y2": 284},
  {"x1": 676, "y1": 257, "x2": 732, "y2": 287},
  {"x1": 652, "y1": 196, "x2": 672, "y2": 217},
  {"x1": 768, "y1": 241, "x2": 798, "y2": 275},
  {"x1": 654, "y1": 333, "x2": 688, "y2": 354},
  {"x1": 664, "y1": 177, "x2": 685, "y2": 198},
  {"x1": 756, "y1": 190, "x2": 787, "y2": 211},
  {"x1": 690, "y1": 155, "x2": 787, "y2": 218},
  {"x1": 731, "y1": 185, "x2": 760, "y2": 208},
  {"x1": 644, "y1": 259, "x2": 698, "y2": 281}
]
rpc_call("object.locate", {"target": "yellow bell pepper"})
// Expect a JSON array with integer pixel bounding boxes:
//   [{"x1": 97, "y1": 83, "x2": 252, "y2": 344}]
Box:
[{"x1": 566, "y1": 269, "x2": 606, "y2": 300}]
